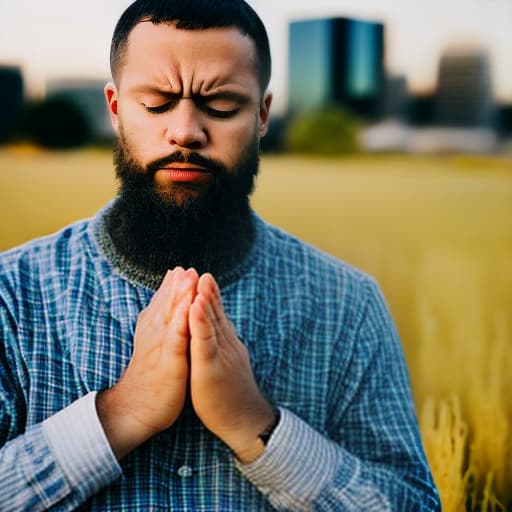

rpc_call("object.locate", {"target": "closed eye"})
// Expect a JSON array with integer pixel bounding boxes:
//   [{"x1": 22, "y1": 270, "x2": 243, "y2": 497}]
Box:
[
  {"x1": 144, "y1": 102, "x2": 173, "y2": 114},
  {"x1": 142, "y1": 96, "x2": 243, "y2": 118},
  {"x1": 204, "y1": 106, "x2": 240, "y2": 119}
]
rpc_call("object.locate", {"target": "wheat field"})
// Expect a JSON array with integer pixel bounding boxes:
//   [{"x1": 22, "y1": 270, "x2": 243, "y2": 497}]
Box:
[{"x1": 1, "y1": 147, "x2": 511, "y2": 510}]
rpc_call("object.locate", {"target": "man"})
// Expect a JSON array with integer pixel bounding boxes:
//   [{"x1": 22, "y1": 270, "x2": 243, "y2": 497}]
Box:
[{"x1": 0, "y1": 0, "x2": 440, "y2": 510}]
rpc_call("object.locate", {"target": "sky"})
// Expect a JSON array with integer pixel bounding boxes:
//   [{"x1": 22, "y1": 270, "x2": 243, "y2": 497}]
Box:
[{"x1": 1, "y1": 0, "x2": 511, "y2": 114}]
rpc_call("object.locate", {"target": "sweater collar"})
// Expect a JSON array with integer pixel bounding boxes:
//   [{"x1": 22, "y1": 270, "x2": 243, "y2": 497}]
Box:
[{"x1": 89, "y1": 200, "x2": 262, "y2": 291}]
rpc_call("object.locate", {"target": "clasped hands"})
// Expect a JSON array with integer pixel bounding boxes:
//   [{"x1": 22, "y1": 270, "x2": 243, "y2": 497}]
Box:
[{"x1": 97, "y1": 267, "x2": 275, "y2": 463}]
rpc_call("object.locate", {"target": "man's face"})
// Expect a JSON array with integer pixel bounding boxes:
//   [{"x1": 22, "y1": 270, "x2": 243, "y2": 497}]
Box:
[{"x1": 105, "y1": 22, "x2": 272, "y2": 206}]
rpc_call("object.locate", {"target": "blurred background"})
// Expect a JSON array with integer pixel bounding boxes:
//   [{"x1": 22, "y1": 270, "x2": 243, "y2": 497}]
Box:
[{"x1": 1, "y1": 1, "x2": 511, "y2": 510}]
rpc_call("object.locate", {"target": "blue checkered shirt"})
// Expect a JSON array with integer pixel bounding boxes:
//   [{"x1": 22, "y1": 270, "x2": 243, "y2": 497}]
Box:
[{"x1": 0, "y1": 205, "x2": 440, "y2": 511}]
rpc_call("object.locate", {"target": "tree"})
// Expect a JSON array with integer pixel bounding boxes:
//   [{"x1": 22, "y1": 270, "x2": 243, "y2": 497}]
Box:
[
  {"x1": 285, "y1": 105, "x2": 360, "y2": 155},
  {"x1": 18, "y1": 95, "x2": 91, "y2": 149}
]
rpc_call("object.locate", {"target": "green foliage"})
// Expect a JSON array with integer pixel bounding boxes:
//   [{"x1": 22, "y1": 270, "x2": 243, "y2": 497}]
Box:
[
  {"x1": 285, "y1": 105, "x2": 360, "y2": 155},
  {"x1": 17, "y1": 95, "x2": 91, "y2": 149}
]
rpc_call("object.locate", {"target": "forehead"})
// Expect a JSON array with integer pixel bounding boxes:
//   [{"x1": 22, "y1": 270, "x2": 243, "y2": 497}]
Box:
[{"x1": 118, "y1": 22, "x2": 259, "y2": 93}]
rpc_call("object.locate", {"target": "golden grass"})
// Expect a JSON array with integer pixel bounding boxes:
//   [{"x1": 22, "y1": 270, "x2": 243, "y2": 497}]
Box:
[
  {"x1": 1, "y1": 147, "x2": 511, "y2": 509},
  {"x1": 421, "y1": 395, "x2": 470, "y2": 511}
]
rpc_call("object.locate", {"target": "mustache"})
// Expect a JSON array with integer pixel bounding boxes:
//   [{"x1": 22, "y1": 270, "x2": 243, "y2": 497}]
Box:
[{"x1": 146, "y1": 151, "x2": 227, "y2": 178}]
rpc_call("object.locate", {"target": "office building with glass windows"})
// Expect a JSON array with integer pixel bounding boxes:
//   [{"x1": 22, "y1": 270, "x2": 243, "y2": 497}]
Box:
[{"x1": 288, "y1": 17, "x2": 384, "y2": 119}]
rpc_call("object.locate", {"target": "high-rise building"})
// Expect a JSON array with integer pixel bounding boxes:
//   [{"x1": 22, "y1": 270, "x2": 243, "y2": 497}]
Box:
[
  {"x1": 497, "y1": 104, "x2": 512, "y2": 137},
  {"x1": 435, "y1": 48, "x2": 494, "y2": 127},
  {"x1": 0, "y1": 66, "x2": 24, "y2": 142},
  {"x1": 288, "y1": 17, "x2": 385, "y2": 119},
  {"x1": 383, "y1": 75, "x2": 408, "y2": 119}
]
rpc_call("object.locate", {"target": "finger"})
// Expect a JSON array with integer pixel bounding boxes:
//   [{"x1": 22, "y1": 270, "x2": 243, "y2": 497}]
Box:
[
  {"x1": 165, "y1": 269, "x2": 199, "y2": 344},
  {"x1": 189, "y1": 294, "x2": 218, "y2": 361},
  {"x1": 174, "y1": 268, "x2": 199, "y2": 301},
  {"x1": 161, "y1": 268, "x2": 199, "y2": 323},
  {"x1": 149, "y1": 267, "x2": 184, "y2": 312},
  {"x1": 197, "y1": 274, "x2": 225, "y2": 325},
  {"x1": 197, "y1": 276, "x2": 242, "y2": 353},
  {"x1": 164, "y1": 293, "x2": 192, "y2": 358},
  {"x1": 197, "y1": 273, "x2": 220, "y2": 300}
]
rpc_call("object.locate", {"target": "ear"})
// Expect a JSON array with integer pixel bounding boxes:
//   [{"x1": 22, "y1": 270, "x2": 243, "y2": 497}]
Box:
[
  {"x1": 258, "y1": 92, "x2": 273, "y2": 137},
  {"x1": 104, "y1": 81, "x2": 120, "y2": 134}
]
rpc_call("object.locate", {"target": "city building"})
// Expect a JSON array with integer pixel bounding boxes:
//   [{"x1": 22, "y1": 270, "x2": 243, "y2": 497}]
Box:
[
  {"x1": 383, "y1": 75, "x2": 408, "y2": 120},
  {"x1": 288, "y1": 17, "x2": 385, "y2": 119},
  {"x1": 435, "y1": 48, "x2": 495, "y2": 127},
  {"x1": 0, "y1": 66, "x2": 24, "y2": 143}
]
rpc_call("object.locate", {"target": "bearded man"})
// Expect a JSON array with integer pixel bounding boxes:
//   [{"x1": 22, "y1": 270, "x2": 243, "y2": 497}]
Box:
[{"x1": 0, "y1": 0, "x2": 440, "y2": 510}]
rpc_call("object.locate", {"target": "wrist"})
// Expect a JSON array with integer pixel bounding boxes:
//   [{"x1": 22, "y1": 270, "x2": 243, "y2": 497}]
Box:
[
  {"x1": 258, "y1": 407, "x2": 280, "y2": 445},
  {"x1": 231, "y1": 407, "x2": 280, "y2": 464},
  {"x1": 234, "y1": 438, "x2": 266, "y2": 463},
  {"x1": 96, "y1": 387, "x2": 155, "y2": 460}
]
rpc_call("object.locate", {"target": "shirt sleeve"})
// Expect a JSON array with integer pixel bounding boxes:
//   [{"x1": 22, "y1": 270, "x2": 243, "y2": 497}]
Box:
[
  {"x1": 0, "y1": 395, "x2": 122, "y2": 512},
  {"x1": 43, "y1": 392, "x2": 122, "y2": 502},
  {"x1": 236, "y1": 279, "x2": 441, "y2": 511},
  {"x1": 0, "y1": 304, "x2": 122, "y2": 511}
]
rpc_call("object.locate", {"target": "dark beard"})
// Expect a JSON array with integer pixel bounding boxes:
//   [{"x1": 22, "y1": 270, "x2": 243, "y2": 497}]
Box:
[{"x1": 105, "y1": 137, "x2": 260, "y2": 278}]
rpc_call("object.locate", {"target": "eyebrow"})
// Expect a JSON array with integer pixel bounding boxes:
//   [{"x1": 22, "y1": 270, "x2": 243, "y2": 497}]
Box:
[
  {"x1": 132, "y1": 86, "x2": 251, "y2": 104},
  {"x1": 131, "y1": 85, "x2": 176, "y2": 96}
]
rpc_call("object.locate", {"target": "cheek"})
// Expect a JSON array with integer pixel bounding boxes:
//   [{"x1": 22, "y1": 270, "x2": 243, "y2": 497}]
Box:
[
  {"x1": 119, "y1": 98, "x2": 163, "y2": 132},
  {"x1": 118, "y1": 112, "x2": 163, "y2": 159},
  {"x1": 210, "y1": 117, "x2": 258, "y2": 161}
]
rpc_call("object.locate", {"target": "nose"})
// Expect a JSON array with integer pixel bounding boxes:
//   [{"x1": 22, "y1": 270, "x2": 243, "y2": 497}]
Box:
[{"x1": 165, "y1": 98, "x2": 207, "y2": 150}]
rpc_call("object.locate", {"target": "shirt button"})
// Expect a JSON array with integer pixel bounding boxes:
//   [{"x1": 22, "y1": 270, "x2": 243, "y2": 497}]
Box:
[{"x1": 177, "y1": 465, "x2": 193, "y2": 478}]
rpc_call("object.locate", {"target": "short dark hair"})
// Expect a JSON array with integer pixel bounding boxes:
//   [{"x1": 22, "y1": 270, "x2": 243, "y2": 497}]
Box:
[{"x1": 110, "y1": 0, "x2": 271, "y2": 92}]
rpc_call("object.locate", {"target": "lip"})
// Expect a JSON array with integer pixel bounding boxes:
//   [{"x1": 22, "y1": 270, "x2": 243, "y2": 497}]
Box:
[{"x1": 155, "y1": 165, "x2": 213, "y2": 184}]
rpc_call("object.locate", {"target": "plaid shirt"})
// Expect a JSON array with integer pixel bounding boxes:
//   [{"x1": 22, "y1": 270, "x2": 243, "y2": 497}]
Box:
[{"x1": 0, "y1": 205, "x2": 440, "y2": 511}]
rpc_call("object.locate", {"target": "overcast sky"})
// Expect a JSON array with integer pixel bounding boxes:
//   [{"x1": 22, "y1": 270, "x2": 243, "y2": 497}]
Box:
[{"x1": 1, "y1": 0, "x2": 511, "y2": 113}]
